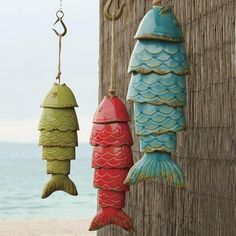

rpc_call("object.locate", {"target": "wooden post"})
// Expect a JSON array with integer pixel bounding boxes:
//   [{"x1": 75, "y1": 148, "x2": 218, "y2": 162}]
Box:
[{"x1": 98, "y1": 0, "x2": 236, "y2": 235}]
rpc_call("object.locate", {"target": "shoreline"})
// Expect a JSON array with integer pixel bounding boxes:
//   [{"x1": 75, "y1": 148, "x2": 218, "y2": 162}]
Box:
[{"x1": 0, "y1": 219, "x2": 96, "y2": 236}]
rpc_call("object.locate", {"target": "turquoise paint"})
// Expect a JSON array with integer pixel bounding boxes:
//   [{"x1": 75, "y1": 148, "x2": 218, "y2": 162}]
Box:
[
  {"x1": 125, "y1": 4, "x2": 189, "y2": 187},
  {"x1": 140, "y1": 132, "x2": 176, "y2": 153},
  {"x1": 125, "y1": 151, "x2": 185, "y2": 188},
  {"x1": 134, "y1": 103, "x2": 186, "y2": 136},
  {"x1": 128, "y1": 40, "x2": 190, "y2": 75},
  {"x1": 135, "y1": 6, "x2": 184, "y2": 42},
  {"x1": 127, "y1": 73, "x2": 186, "y2": 106}
]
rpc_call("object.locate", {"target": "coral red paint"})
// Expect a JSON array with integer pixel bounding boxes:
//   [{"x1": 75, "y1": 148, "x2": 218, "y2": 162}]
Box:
[
  {"x1": 89, "y1": 96, "x2": 134, "y2": 232},
  {"x1": 93, "y1": 95, "x2": 130, "y2": 123},
  {"x1": 90, "y1": 123, "x2": 133, "y2": 147},
  {"x1": 92, "y1": 146, "x2": 133, "y2": 169}
]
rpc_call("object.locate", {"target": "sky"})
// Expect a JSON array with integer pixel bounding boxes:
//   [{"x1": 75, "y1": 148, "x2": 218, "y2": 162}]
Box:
[{"x1": 0, "y1": 0, "x2": 99, "y2": 143}]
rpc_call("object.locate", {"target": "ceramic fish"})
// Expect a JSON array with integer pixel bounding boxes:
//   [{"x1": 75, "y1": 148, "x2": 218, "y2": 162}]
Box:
[
  {"x1": 89, "y1": 96, "x2": 134, "y2": 232},
  {"x1": 125, "y1": 4, "x2": 190, "y2": 187},
  {"x1": 39, "y1": 83, "x2": 79, "y2": 198}
]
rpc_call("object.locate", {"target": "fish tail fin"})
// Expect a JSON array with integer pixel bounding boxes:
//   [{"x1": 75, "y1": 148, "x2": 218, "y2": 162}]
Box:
[
  {"x1": 41, "y1": 174, "x2": 78, "y2": 199},
  {"x1": 89, "y1": 207, "x2": 134, "y2": 232},
  {"x1": 124, "y1": 151, "x2": 186, "y2": 188}
]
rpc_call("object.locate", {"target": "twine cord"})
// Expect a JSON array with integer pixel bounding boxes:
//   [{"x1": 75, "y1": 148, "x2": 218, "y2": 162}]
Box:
[
  {"x1": 109, "y1": 17, "x2": 116, "y2": 96},
  {"x1": 104, "y1": 0, "x2": 125, "y2": 96},
  {"x1": 56, "y1": 35, "x2": 62, "y2": 84}
]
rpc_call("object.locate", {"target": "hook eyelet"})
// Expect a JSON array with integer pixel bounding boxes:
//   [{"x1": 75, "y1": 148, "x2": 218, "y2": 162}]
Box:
[
  {"x1": 52, "y1": 10, "x2": 67, "y2": 37},
  {"x1": 56, "y1": 10, "x2": 64, "y2": 19}
]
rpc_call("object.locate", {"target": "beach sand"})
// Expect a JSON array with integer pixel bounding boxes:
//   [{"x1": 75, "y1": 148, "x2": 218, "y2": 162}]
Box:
[{"x1": 0, "y1": 219, "x2": 96, "y2": 236}]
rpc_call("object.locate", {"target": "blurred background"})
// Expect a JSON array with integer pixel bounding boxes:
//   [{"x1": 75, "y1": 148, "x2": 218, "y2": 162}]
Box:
[{"x1": 0, "y1": 0, "x2": 99, "y2": 224}]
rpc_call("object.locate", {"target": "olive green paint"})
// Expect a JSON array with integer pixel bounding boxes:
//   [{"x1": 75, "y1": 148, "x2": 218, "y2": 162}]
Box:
[{"x1": 39, "y1": 83, "x2": 79, "y2": 199}]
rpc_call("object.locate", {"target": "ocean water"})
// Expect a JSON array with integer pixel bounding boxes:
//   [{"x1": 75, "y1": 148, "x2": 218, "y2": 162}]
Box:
[{"x1": 0, "y1": 143, "x2": 97, "y2": 220}]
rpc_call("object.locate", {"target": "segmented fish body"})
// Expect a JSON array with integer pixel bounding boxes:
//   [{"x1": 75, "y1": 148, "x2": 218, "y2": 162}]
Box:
[
  {"x1": 89, "y1": 96, "x2": 134, "y2": 232},
  {"x1": 125, "y1": 5, "x2": 190, "y2": 187},
  {"x1": 38, "y1": 83, "x2": 79, "y2": 198}
]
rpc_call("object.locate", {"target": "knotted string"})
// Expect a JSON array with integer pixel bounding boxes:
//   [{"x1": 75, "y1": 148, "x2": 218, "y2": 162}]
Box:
[
  {"x1": 109, "y1": 17, "x2": 116, "y2": 96},
  {"x1": 56, "y1": 35, "x2": 62, "y2": 84}
]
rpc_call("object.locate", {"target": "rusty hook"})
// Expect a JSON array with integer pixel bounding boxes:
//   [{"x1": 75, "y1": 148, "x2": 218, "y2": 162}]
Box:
[
  {"x1": 103, "y1": 0, "x2": 125, "y2": 21},
  {"x1": 52, "y1": 10, "x2": 67, "y2": 37},
  {"x1": 153, "y1": 0, "x2": 162, "y2": 5}
]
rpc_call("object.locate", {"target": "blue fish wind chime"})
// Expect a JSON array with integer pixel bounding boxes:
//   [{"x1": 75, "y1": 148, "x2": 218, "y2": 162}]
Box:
[{"x1": 125, "y1": 0, "x2": 190, "y2": 187}]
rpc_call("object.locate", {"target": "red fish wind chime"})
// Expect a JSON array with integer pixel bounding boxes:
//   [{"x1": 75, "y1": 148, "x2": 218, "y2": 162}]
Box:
[{"x1": 89, "y1": 0, "x2": 134, "y2": 232}]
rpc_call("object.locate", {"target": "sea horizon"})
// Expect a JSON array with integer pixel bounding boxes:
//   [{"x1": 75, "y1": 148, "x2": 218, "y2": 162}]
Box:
[{"x1": 0, "y1": 142, "x2": 97, "y2": 220}]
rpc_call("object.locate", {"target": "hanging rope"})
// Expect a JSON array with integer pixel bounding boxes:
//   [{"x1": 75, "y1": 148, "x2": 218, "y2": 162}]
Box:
[
  {"x1": 53, "y1": 10, "x2": 67, "y2": 84},
  {"x1": 110, "y1": 18, "x2": 116, "y2": 96},
  {"x1": 103, "y1": 0, "x2": 125, "y2": 96},
  {"x1": 56, "y1": 35, "x2": 62, "y2": 84}
]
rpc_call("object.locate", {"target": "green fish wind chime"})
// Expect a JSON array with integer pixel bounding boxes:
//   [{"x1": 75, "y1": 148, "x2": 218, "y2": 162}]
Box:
[
  {"x1": 38, "y1": 9, "x2": 79, "y2": 198},
  {"x1": 125, "y1": 0, "x2": 190, "y2": 187}
]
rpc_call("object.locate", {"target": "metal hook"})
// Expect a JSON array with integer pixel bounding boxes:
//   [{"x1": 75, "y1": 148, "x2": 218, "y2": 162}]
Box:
[
  {"x1": 153, "y1": 0, "x2": 162, "y2": 5},
  {"x1": 103, "y1": 0, "x2": 125, "y2": 21},
  {"x1": 52, "y1": 10, "x2": 67, "y2": 37}
]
